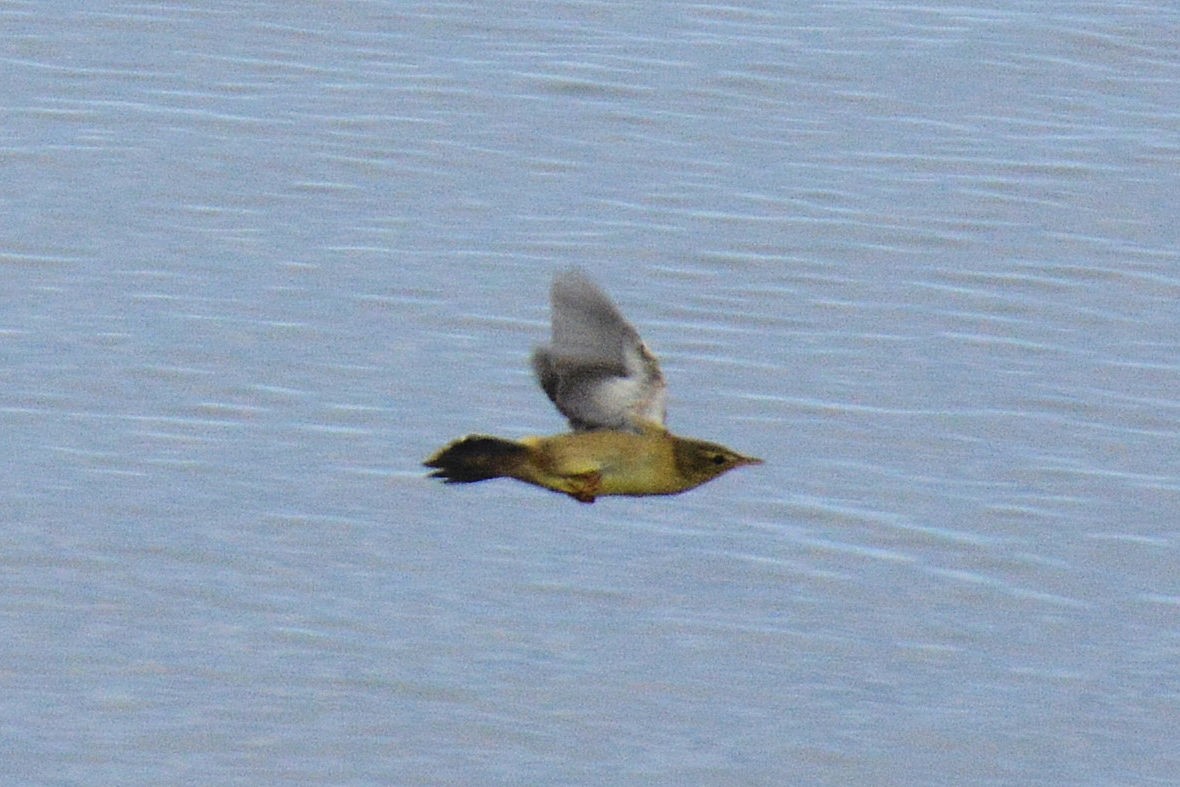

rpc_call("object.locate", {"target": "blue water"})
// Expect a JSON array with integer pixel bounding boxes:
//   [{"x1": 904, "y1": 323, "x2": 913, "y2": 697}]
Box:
[{"x1": 3, "y1": 1, "x2": 1179, "y2": 782}]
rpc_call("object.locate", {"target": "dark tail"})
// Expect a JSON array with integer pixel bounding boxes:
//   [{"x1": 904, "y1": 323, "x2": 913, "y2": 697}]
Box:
[{"x1": 423, "y1": 435, "x2": 530, "y2": 484}]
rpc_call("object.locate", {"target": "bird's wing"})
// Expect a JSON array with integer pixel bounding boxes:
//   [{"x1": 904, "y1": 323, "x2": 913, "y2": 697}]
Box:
[{"x1": 531, "y1": 269, "x2": 666, "y2": 432}]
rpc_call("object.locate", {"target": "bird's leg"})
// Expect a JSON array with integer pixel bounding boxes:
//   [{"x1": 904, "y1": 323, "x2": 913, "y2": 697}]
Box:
[{"x1": 567, "y1": 471, "x2": 602, "y2": 504}]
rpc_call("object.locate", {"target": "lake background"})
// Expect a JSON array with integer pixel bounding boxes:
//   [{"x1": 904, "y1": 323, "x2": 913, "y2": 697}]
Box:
[{"x1": 4, "y1": 0, "x2": 1179, "y2": 782}]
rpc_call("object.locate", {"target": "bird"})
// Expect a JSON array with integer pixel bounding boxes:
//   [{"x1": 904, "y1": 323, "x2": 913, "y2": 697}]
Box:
[{"x1": 423, "y1": 268, "x2": 761, "y2": 503}]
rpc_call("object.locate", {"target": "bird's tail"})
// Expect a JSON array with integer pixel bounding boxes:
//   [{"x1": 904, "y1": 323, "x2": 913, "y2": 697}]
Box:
[{"x1": 423, "y1": 435, "x2": 531, "y2": 484}]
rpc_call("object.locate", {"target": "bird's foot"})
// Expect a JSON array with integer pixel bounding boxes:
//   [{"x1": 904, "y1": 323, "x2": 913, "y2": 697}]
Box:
[{"x1": 568, "y1": 471, "x2": 602, "y2": 504}]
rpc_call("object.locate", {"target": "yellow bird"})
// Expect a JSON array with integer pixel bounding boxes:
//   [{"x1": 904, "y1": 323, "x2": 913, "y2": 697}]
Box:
[{"x1": 424, "y1": 269, "x2": 761, "y2": 503}]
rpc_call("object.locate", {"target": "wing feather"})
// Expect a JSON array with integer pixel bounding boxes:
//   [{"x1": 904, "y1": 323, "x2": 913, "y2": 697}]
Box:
[{"x1": 532, "y1": 269, "x2": 666, "y2": 432}]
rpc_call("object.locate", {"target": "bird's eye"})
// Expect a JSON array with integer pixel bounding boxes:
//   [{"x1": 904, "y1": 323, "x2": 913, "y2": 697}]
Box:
[{"x1": 711, "y1": 454, "x2": 728, "y2": 465}]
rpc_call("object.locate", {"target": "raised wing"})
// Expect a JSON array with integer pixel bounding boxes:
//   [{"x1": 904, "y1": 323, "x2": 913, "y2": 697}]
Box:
[{"x1": 531, "y1": 269, "x2": 666, "y2": 432}]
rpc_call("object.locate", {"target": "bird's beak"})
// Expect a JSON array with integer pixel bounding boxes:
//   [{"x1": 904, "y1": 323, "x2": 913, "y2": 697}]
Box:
[{"x1": 738, "y1": 455, "x2": 763, "y2": 466}]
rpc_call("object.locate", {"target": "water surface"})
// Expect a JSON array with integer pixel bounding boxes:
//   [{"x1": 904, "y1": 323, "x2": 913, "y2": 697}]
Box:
[{"x1": 3, "y1": 0, "x2": 1178, "y2": 782}]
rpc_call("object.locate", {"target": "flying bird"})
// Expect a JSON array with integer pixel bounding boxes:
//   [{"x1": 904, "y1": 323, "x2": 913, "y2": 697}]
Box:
[{"x1": 424, "y1": 269, "x2": 761, "y2": 503}]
